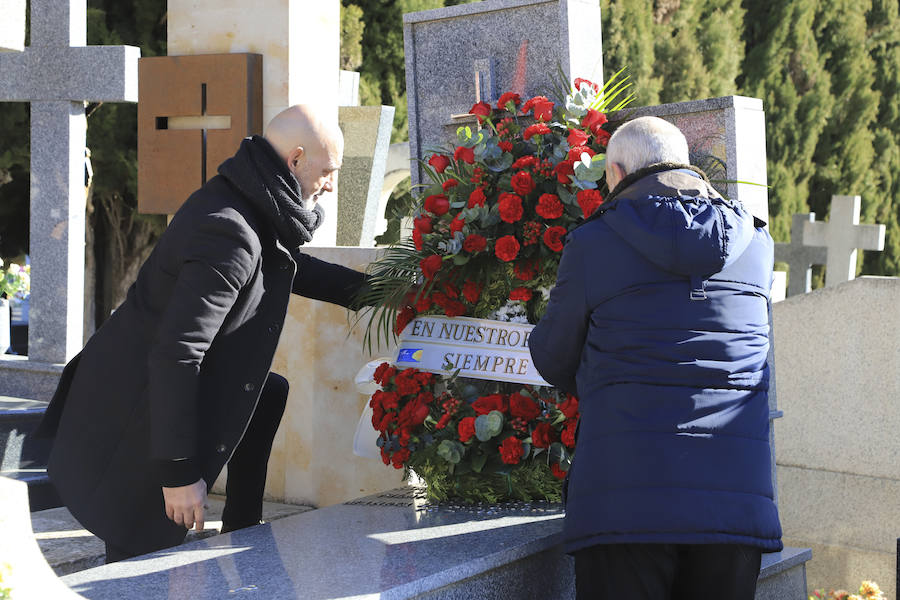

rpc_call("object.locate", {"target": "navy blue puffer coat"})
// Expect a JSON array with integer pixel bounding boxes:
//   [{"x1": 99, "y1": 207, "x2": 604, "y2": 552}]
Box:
[{"x1": 529, "y1": 166, "x2": 783, "y2": 553}]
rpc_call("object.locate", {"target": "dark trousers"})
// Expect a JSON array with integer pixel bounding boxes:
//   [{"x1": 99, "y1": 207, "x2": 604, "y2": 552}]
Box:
[
  {"x1": 574, "y1": 543, "x2": 762, "y2": 600},
  {"x1": 105, "y1": 372, "x2": 289, "y2": 563}
]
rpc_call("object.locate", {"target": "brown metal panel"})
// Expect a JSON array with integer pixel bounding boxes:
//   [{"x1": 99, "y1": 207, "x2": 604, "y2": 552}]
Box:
[{"x1": 138, "y1": 53, "x2": 263, "y2": 214}]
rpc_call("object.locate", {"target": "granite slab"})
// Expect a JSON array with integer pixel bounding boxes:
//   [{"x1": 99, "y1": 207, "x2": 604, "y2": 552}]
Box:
[
  {"x1": 61, "y1": 487, "x2": 810, "y2": 599},
  {"x1": 63, "y1": 491, "x2": 566, "y2": 599},
  {"x1": 35, "y1": 495, "x2": 313, "y2": 576}
]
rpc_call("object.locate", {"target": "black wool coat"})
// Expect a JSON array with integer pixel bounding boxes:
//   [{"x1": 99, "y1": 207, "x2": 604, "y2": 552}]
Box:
[{"x1": 37, "y1": 173, "x2": 366, "y2": 550}]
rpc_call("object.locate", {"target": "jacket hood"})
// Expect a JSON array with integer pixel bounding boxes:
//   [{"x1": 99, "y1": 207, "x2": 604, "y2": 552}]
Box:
[{"x1": 599, "y1": 168, "x2": 756, "y2": 277}]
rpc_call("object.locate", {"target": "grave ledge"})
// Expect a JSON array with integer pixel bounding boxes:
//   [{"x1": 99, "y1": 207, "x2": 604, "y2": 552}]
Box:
[{"x1": 60, "y1": 488, "x2": 810, "y2": 600}]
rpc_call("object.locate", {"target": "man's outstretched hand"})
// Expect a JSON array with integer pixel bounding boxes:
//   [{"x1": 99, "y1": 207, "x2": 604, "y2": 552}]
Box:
[{"x1": 163, "y1": 479, "x2": 208, "y2": 531}]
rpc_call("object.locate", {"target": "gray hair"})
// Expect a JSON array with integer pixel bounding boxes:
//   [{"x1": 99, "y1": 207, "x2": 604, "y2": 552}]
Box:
[{"x1": 606, "y1": 116, "x2": 689, "y2": 175}]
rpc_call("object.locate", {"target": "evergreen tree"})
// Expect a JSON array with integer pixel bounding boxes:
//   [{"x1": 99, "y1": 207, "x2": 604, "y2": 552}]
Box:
[
  {"x1": 861, "y1": 0, "x2": 900, "y2": 276},
  {"x1": 740, "y1": 0, "x2": 834, "y2": 244}
]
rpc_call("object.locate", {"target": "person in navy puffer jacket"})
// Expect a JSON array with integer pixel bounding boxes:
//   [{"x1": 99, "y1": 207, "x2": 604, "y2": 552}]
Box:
[{"x1": 529, "y1": 116, "x2": 782, "y2": 600}]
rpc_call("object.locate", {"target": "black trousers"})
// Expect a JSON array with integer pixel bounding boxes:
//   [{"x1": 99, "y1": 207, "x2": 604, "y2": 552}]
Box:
[
  {"x1": 105, "y1": 372, "x2": 289, "y2": 563},
  {"x1": 573, "y1": 543, "x2": 762, "y2": 600}
]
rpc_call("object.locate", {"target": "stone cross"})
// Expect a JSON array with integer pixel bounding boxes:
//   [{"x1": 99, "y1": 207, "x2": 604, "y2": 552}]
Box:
[
  {"x1": 775, "y1": 213, "x2": 827, "y2": 297},
  {"x1": 0, "y1": 0, "x2": 139, "y2": 364},
  {"x1": 802, "y1": 195, "x2": 886, "y2": 288},
  {"x1": 0, "y1": 0, "x2": 25, "y2": 52}
]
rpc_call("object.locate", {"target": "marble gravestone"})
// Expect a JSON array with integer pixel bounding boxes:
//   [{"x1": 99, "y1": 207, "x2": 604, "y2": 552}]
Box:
[
  {"x1": 0, "y1": 0, "x2": 139, "y2": 398},
  {"x1": 334, "y1": 105, "x2": 396, "y2": 247},
  {"x1": 403, "y1": 0, "x2": 604, "y2": 188},
  {"x1": 0, "y1": 0, "x2": 25, "y2": 52}
]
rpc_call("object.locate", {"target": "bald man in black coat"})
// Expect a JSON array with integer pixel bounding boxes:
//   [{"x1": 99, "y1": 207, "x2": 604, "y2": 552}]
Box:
[{"x1": 37, "y1": 105, "x2": 366, "y2": 561}]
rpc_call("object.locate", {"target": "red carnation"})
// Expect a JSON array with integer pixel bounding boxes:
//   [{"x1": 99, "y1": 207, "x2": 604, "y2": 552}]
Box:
[
  {"x1": 450, "y1": 213, "x2": 466, "y2": 235},
  {"x1": 468, "y1": 187, "x2": 487, "y2": 208},
  {"x1": 413, "y1": 228, "x2": 424, "y2": 251},
  {"x1": 414, "y1": 214, "x2": 433, "y2": 234},
  {"x1": 462, "y1": 280, "x2": 483, "y2": 303},
  {"x1": 373, "y1": 362, "x2": 393, "y2": 385},
  {"x1": 520, "y1": 95, "x2": 549, "y2": 114},
  {"x1": 555, "y1": 159, "x2": 575, "y2": 184},
  {"x1": 415, "y1": 293, "x2": 432, "y2": 312},
  {"x1": 512, "y1": 155, "x2": 539, "y2": 170},
  {"x1": 381, "y1": 447, "x2": 390, "y2": 465},
  {"x1": 568, "y1": 145, "x2": 595, "y2": 162},
  {"x1": 567, "y1": 128, "x2": 589, "y2": 147},
  {"x1": 533, "y1": 100, "x2": 554, "y2": 122},
  {"x1": 576, "y1": 189, "x2": 604, "y2": 219},
  {"x1": 395, "y1": 306, "x2": 416, "y2": 335},
  {"x1": 443, "y1": 299, "x2": 466, "y2": 317},
  {"x1": 574, "y1": 77, "x2": 599, "y2": 93},
  {"x1": 498, "y1": 140, "x2": 513, "y2": 153},
  {"x1": 513, "y1": 260, "x2": 537, "y2": 280},
  {"x1": 428, "y1": 154, "x2": 450, "y2": 173},
  {"x1": 463, "y1": 234, "x2": 487, "y2": 253},
  {"x1": 380, "y1": 391, "x2": 400, "y2": 411},
  {"x1": 454, "y1": 146, "x2": 475, "y2": 164},
  {"x1": 532, "y1": 423, "x2": 555, "y2": 449},
  {"x1": 472, "y1": 393, "x2": 507, "y2": 415},
  {"x1": 509, "y1": 392, "x2": 540, "y2": 420},
  {"x1": 499, "y1": 436, "x2": 524, "y2": 465},
  {"x1": 391, "y1": 447, "x2": 410, "y2": 469},
  {"x1": 458, "y1": 417, "x2": 477, "y2": 443},
  {"x1": 594, "y1": 128, "x2": 611, "y2": 146},
  {"x1": 420, "y1": 254, "x2": 443, "y2": 280},
  {"x1": 497, "y1": 92, "x2": 521, "y2": 111},
  {"x1": 442, "y1": 179, "x2": 459, "y2": 191},
  {"x1": 498, "y1": 193, "x2": 524, "y2": 223},
  {"x1": 523, "y1": 122, "x2": 551, "y2": 141},
  {"x1": 395, "y1": 369, "x2": 422, "y2": 396},
  {"x1": 581, "y1": 109, "x2": 608, "y2": 132},
  {"x1": 509, "y1": 287, "x2": 532, "y2": 302},
  {"x1": 561, "y1": 420, "x2": 577, "y2": 449},
  {"x1": 511, "y1": 171, "x2": 535, "y2": 196},
  {"x1": 494, "y1": 235, "x2": 520, "y2": 262},
  {"x1": 551, "y1": 462, "x2": 567, "y2": 479},
  {"x1": 535, "y1": 193, "x2": 564, "y2": 220},
  {"x1": 469, "y1": 100, "x2": 492, "y2": 122},
  {"x1": 543, "y1": 226, "x2": 566, "y2": 252},
  {"x1": 424, "y1": 194, "x2": 450, "y2": 216},
  {"x1": 560, "y1": 395, "x2": 579, "y2": 419}
]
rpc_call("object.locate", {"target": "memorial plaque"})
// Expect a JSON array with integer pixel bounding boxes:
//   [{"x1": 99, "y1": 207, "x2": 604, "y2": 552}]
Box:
[{"x1": 138, "y1": 53, "x2": 263, "y2": 214}]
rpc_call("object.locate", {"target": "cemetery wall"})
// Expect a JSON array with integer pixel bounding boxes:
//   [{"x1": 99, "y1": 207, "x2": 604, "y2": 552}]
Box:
[{"x1": 773, "y1": 276, "x2": 900, "y2": 597}]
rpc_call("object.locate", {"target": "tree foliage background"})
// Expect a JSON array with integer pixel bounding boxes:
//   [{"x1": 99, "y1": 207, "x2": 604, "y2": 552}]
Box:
[{"x1": 1, "y1": 0, "x2": 897, "y2": 330}]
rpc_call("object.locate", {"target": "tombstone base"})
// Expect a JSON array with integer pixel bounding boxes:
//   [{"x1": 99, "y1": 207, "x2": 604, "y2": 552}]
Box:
[
  {"x1": 0, "y1": 357, "x2": 64, "y2": 402},
  {"x1": 61, "y1": 487, "x2": 812, "y2": 599}
]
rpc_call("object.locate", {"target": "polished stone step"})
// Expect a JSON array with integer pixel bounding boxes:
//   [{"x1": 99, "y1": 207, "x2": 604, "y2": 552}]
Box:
[
  {"x1": 0, "y1": 468, "x2": 61, "y2": 512},
  {"x1": 32, "y1": 494, "x2": 315, "y2": 576},
  {"x1": 60, "y1": 487, "x2": 813, "y2": 599}
]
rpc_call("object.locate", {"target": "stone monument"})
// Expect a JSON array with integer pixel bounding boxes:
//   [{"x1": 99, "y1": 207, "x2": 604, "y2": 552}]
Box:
[
  {"x1": 801, "y1": 195, "x2": 886, "y2": 288},
  {"x1": 775, "y1": 213, "x2": 828, "y2": 297},
  {"x1": 404, "y1": 0, "x2": 603, "y2": 188},
  {"x1": 0, "y1": 0, "x2": 139, "y2": 396}
]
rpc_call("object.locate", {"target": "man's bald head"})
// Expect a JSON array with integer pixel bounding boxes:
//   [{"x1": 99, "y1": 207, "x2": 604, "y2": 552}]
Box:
[{"x1": 264, "y1": 105, "x2": 344, "y2": 205}]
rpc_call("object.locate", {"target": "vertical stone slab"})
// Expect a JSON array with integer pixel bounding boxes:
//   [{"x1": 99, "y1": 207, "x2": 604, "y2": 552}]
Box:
[
  {"x1": 610, "y1": 96, "x2": 769, "y2": 223},
  {"x1": 333, "y1": 106, "x2": 395, "y2": 247},
  {"x1": 0, "y1": 0, "x2": 26, "y2": 52},
  {"x1": 404, "y1": 0, "x2": 603, "y2": 188},
  {"x1": 28, "y1": 101, "x2": 87, "y2": 363},
  {"x1": 167, "y1": 0, "x2": 341, "y2": 244}
]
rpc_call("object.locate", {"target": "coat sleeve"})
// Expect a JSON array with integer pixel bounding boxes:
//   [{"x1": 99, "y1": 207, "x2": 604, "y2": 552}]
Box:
[
  {"x1": 529, "y1": 233, "x2": 590, "y2": 395},
  {"x1": 291, "y1": 251, "x2": 370, "y2": 309},
  {"x1": 147, "y1": 215, "x2": 258, "y2": 466}
]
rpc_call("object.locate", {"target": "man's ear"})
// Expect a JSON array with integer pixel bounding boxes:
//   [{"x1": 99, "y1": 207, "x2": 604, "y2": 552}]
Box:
[{"x1": 287, "y1": 146, "x2": 305, "y2": 169}]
